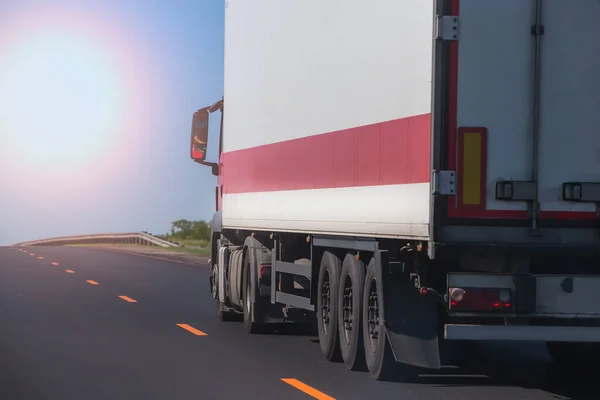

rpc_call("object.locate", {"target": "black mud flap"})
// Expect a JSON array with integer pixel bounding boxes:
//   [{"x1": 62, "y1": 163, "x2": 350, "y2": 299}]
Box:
[{"x1": 376, "y1": 249, "x2": 441, "y2": 370}]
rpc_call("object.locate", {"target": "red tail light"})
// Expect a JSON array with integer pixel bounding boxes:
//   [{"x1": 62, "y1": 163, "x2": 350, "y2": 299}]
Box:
[
  {"x1": 448, "y1": 287, "x2": 513, "y2": 312},
  {"x1": 259, "y1": 263, "x2": 271, "y2": 282}
]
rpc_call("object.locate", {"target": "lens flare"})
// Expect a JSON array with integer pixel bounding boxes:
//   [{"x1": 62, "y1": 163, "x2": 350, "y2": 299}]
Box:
[
  {"x1": 0, "y1": 31, "x2": 124, "y2": 169},
  {"x1": 0, "y1": 5, "x2": 157, "y2": 177}
]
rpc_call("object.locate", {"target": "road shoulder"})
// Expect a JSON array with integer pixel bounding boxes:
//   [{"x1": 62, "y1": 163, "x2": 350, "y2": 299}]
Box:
[{"x1": 72, "y1": 244, "x2": 209, "y2": 266}]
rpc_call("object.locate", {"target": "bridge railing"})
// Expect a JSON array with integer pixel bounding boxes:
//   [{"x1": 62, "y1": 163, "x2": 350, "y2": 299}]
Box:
[{"x1": 14, "y1": 232, "x2": 180, "y2": 248}]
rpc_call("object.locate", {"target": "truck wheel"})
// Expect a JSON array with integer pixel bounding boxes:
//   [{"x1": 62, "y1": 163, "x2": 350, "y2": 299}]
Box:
[
  {"x1": 213, "y1": 263, "x2": 237, "y2": 322},
  {"x1": 211, "y1": 263, "x2": 219, "y2": 299},
  {"x1": 362, "y1": 258, "x2": 415, "y2": 381},
  {"x1": 242, "y1": 249, "x2": 265, "y2": 334},
  {"x1": 338, "y1": 252, "x2": 366, "y2": 371},
  {"x1": 317, "y1": 250, "x2": 342, "y2": 361}
]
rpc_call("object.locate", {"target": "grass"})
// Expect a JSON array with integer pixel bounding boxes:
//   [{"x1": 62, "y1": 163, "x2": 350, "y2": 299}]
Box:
[
  {"x1": 162, "y1": 245, "x2": 210, "y2": 256},
  {"x1": 63, "y1": 237, "x2": 211, "y2": 257},
  {"x1": 170, "y1": 239, "x2": 209, "y2": 248},
  {"x1": 162, "y1": 239, "x2": 210, "y2": 256},
  {"x1": 67, "y1": 240, "x2": 211, "y2": 256}
]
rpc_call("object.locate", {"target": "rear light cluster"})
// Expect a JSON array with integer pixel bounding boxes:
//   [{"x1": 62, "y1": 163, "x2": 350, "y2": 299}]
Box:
[
  {"x1": 448, "y1": 287, "x2": 513, "y2": 312},
  {"x1": 259, "y1": 263, "x2": 271, "y2": 283}
]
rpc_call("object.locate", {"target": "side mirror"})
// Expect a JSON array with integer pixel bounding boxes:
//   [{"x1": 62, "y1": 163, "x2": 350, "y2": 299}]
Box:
[{"x1": 191, "y1": 109, "x2": 209, "y2": 163}]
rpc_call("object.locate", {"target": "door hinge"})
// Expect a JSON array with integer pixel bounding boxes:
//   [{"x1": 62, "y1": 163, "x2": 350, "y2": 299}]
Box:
[
  {"x1": 435, "y1": 16, "x2": 459, "y2": 41},
  {"x1": 432, "y1": 170, "x2": 456, "y2": 196}
]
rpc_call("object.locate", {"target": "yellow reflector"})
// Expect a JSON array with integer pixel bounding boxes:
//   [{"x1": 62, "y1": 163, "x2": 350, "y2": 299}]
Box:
[{"x1": 462, "y1": 133, "x2": 482, "y2": 205}]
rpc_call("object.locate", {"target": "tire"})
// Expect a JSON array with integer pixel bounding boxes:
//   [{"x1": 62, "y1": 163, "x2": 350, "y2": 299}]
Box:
[
  {"x1": 316, "y1": 250, "x2": 342, "y2": 362},
  {"x1": 213, "y1": 263, "x2": 237, "y2": 322},
  {"x1": 229, "y1": 250, "x2": 244, "y2": 308},
  {"x1": 338, "y1": 253, "x2": 366, "y2": 371},
  {"x1": 362, "y1": 258, "x2": 417, "y2": 381},
  {"x1": 242, "y1": 248, "x2": 265, "y2": 334}
]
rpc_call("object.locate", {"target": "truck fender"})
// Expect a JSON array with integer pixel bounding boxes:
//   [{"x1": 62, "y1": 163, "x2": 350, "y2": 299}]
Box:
[
  {"x1": 210, "y1": 211, "x2": 222, "y2": 237},
  {"x1": 209, "y1": 211, "x2": 223, "y2": 264},
  {"x1": 243, "y1": 236, "x2": 271, "y2": 321},
  {"x1": 377, "y1": 249, "x2": 442, "y2": 369}
]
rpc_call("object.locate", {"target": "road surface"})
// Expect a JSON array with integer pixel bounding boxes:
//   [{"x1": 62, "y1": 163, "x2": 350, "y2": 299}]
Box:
[{"x1": 0, "y1": 245, "x2": 597, "y2": 400}]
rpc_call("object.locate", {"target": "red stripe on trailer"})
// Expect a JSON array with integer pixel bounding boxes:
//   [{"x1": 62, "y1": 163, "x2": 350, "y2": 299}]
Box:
[
  {"x1": 221, "y1": 113, "x2": 431, "y2": 194},
  {"x1": 446, "y1": 0, "x2": 594, "y2": 221}
]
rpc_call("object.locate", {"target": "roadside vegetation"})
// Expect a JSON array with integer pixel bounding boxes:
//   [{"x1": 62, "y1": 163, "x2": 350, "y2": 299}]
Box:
[{"x1": 156, "y1": 219, "x2": 211, "y2": 255}]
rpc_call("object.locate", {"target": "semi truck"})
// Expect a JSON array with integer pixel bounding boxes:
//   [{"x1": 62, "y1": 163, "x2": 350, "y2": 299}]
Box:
[{"x1": 190, "y1": 0, "x2": 600, "y2": 381}]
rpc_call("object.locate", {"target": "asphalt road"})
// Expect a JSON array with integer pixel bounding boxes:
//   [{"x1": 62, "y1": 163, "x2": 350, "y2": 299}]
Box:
[{"x1": 0, "y1": 246, "x2": 598, "y2": 400}]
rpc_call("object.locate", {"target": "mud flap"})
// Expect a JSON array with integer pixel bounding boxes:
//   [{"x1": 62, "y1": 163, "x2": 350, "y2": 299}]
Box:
[{"x1": 376, "y1": 249, "x2": 441, "y2": 369}]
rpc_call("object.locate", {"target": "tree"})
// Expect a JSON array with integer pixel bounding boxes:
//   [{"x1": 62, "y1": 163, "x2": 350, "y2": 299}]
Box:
[{"x1": 167, "y1": 219, "x2": 211, "y2": 241}]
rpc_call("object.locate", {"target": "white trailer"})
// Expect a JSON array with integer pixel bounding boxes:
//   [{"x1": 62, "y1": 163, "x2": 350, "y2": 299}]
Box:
[{"x1": 190, "y1": 0, "x2": 600, "y2": 381}]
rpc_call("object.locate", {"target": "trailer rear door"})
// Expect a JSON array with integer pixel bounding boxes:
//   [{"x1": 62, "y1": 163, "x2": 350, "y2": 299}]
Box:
[{"x1": 446, "y1": 0, "x2": 600, "y2": 229}]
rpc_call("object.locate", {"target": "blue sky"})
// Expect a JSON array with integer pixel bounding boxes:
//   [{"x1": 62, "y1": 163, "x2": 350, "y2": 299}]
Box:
[{"x1": 0, "y1": 0, "x2": 224, "y2": 245}]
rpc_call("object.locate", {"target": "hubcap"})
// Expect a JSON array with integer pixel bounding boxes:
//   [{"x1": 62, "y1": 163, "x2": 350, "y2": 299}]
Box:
[
  {"x1": 211, "y1": 265, "x2": 218, "y2": 298},
  {"x1": 342, "y1": 275, "x2": 353, "y2": 344},
  {"x1": 321, "y1": 271, "x2": 331, "y2": 335},
  {"x1": 367, "y1": 278, "x2": 379, "y2": 352}
]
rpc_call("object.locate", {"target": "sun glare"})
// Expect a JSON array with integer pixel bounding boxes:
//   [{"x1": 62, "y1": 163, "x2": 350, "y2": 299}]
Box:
[{"x1": 0, "y1": 31, "x2": 125, "y2": 169}]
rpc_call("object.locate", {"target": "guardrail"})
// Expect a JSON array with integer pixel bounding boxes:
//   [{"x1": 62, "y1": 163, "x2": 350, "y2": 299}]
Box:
[{"x1": 14, "y1": 232, "x2": 180, "y2": 248}]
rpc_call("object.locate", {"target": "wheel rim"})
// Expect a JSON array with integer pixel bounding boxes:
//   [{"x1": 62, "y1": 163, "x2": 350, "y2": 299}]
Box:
[
  {"x1": 321, "y1": 270, "x2": 331, "y2": 336},
  {"x1": 211, "y1": 265, "x2": 218, "y2": 299},
  {"x1": 342, "y1": 274, "x2": 353, "y2": 344},
  {"x1": 367, "y1": 277, "x2": 379, "y2": 352}
]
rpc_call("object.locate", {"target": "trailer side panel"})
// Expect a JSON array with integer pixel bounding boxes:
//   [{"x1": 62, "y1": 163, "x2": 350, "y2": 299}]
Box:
[{"x1": 221, "y1": 0, "x2": 435, "y2": 239}]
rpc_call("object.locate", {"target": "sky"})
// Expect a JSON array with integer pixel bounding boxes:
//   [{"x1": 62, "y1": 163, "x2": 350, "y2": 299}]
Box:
[{"x1": 0, "y1": 0, "x2": 224, "y2": 245}]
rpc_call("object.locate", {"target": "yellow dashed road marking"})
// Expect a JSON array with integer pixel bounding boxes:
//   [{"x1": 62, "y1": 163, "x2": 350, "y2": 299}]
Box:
[
  {"x1": 118, "y1": 295, "x2": 137, "y2": 303},
  {"x1": 176, "y1": 324, "x2": 207, "y2": 336},
  {"x1": 281, "y1": 379, "x2": 336, "y2": 400}
]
